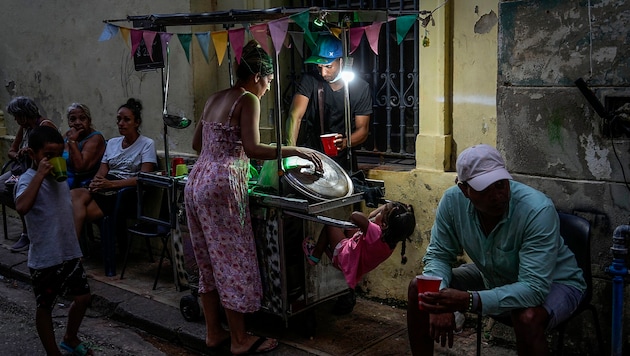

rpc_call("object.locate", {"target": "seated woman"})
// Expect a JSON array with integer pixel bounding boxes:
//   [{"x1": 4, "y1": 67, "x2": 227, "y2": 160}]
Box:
[
  {"x1": 71, "y1": 98, "x2": 157, "y2": 239},
  {"x1": 2, "y1": 96, "x2": 57, "y2": 252},
  {"x1": 63, "y1": 103, "x2": 106, "y2": 189}
]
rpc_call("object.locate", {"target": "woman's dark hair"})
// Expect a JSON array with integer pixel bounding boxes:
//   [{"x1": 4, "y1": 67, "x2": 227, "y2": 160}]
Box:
[
  {"x1": 381, "y1": 202, "x2": 416, "y2": 264},
  {"x1": 235, "y1": 40, "x2": 273, "y2": 81},
  {"x1": 28, "y1": 126, "x2": 63, "y2": 152},
  {"x1": 7, "y1": 96, "x2": 41, "y2": 120},
  {"x1": 118, "y1": 98, "x2": 143, "y2": 126}
]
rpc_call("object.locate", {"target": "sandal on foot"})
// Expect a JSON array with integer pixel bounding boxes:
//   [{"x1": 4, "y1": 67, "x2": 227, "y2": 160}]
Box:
[
  {"x1": 60, "y1": 341, "x2": 93, "y2": 356},
  {"x1": 233, "y1": 336, "x2": 278, "y2": 355},
  {"x1": 302, "y1": 237, "x2": 319, "y2": 266}
]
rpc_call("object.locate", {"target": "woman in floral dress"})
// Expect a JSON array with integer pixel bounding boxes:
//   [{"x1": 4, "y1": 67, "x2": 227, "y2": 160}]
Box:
[{"x1": 184, "y1": 40, "x2": 321, "y2": 355}]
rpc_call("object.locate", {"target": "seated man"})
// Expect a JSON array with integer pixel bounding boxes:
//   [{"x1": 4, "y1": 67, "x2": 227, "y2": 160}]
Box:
[{"x1": 406, "y1": 144, "x2": 586, "y2": 356}]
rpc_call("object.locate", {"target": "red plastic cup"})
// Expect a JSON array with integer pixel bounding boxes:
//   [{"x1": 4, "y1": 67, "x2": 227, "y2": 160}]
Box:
[
  {"x1": 320, "y1": 133, "x2": 338, "y2": 157},
  {"x1": 416, "y1": 275, "x2": 442, "y2": 310}
]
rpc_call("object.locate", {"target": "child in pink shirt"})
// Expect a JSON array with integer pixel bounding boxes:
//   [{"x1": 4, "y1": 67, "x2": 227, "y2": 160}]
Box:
[{"x1": 303, "y1": 201, "x2": 416, "y2": 288}]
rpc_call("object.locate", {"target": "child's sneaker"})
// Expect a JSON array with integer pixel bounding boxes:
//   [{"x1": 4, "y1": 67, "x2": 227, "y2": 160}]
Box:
[
  {"x1": 302, "y1": 236, "x2": 319, "y2": 266},
  {"x1": 10, "y1": 233, "x2": 30, "y2": 252}
]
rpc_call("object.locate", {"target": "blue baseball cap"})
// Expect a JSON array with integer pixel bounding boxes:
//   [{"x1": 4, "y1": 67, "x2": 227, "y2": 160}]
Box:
[{"x1": 305, "y1": 35, "x2": 343, "y2": 65}]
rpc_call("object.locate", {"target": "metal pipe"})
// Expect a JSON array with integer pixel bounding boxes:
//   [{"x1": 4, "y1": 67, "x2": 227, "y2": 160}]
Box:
[
  {"x1": 606, "y1": 224, "x2": 630, "y2": 356},
  {"x1": 273, "y1": 50, "x2": 283, "y2": 196},
  {"x1": 341, "y1": 17, "x2": 353, "y2": 175}
]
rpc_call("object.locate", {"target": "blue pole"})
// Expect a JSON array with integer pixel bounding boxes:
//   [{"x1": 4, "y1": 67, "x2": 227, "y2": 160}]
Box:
[
  {"x1": 607, "y1": 225, "x2": 630, "y2": 356},
  {"x1": 609, "y1": 260, "x2": 627, "y2": 356}
]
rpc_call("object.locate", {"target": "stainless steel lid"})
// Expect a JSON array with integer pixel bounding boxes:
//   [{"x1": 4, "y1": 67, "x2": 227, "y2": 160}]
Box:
[{"x1": 282, "y1": 149, "x2": 353, "y2": 201}]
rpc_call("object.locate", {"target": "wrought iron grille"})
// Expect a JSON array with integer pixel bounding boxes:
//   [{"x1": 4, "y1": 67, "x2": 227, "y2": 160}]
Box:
[{"x1": 284, "y1": 0, "x2": 420, "y2": 165}]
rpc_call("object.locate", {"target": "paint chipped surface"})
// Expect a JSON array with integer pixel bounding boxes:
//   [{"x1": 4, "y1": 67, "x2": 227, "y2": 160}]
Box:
[
  {"x1": 474, "y1": 10, "x2": 498, "y2": 34},
  {"x1": 580, "y1": 134, "x2": 611, "y2": 179}
]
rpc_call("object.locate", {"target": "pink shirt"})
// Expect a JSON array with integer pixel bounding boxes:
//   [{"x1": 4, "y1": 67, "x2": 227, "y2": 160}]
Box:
[{"x1": 333, "y1": 221, "x2": 393, "y2": 288}]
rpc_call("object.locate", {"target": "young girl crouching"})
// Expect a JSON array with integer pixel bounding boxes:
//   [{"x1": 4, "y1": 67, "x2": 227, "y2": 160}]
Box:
[{"x1": 303, "y1": 201, "x2": 416, "y2": 289}]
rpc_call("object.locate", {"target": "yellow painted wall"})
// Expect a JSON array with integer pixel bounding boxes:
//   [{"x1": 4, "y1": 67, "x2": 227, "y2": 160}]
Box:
[{"x1": 361, "y1": 0, "x2": 499, "y2": 301}]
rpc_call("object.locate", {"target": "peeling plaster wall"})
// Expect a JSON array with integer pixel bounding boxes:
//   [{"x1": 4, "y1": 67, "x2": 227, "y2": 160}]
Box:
[
  {"x1": 0, "y1": 1, "x2": 197, "y2": 157},
  {"x1": 498, "y1": 0, "x2": 630, "y2": 350}
]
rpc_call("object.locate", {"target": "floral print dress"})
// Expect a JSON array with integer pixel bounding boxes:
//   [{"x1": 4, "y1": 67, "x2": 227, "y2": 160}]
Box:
[{"x1": 184, "y1": 92, "x2": 262, "y2": 313}]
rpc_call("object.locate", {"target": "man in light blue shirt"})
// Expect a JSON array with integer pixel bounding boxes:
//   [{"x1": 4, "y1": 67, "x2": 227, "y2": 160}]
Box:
[{"x1": 407, "y1": 144, "x2": 586, "y2": 356}]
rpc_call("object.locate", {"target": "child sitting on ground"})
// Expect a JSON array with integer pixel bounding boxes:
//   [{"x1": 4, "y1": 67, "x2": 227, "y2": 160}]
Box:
[
  {"x1": 302, "y1": 201, "x2": 416, "y2": 289},
  {"x1": 15, "y1": 126, "x2": 93, "y2": 356}
]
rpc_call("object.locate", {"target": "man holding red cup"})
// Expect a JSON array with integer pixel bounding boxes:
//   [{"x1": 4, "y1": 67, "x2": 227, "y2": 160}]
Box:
[
  {"x1": 407, "y1": 145, "x2": 586, "y2": 355},
  {"x1": 286, "y1": 34, "x2": 372, "y2": 172}
]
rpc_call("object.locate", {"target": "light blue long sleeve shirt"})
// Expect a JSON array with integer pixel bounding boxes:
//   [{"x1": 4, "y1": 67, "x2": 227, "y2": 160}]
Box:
[{"x1": 422, "y1": 181, "x2": 586, "y2": 316}]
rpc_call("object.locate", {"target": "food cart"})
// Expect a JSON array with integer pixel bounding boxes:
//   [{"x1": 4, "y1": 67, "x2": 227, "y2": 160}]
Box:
[{"x1": 103, "y1": 7, "x2": 387, "y2": 326}]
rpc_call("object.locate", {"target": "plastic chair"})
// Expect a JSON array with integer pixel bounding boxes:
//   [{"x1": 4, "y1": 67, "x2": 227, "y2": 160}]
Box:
[
  {"x1": 120, "y1": 175, "x2": 174, "y2": 290},
  {"x1": 475, "y1": 212, "x2": 604, "y2": 355}
]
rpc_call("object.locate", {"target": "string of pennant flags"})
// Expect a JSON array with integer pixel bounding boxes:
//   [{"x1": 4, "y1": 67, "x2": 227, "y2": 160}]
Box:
[{"x1": 98, "y1": 10, "x2": 423, "y2": 66}]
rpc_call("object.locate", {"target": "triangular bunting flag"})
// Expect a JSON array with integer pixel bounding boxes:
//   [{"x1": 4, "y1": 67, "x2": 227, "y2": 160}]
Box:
[
  {"x1": 249, "y1": 23, "x2": 269, "y2": 54},
  {"x1": 177, "y1": 33, "x2": 192, "y2": 63},
  {"x1": 142, "y1": 31, "x2": 158, "y2": 61},
  {"x1": 211, "y1": 31, "x2": 228, "y2": 66},
  {"x1": 195, "y1": 32, "x2": 211, "y2": 63},
  {"x1": 98, "y1": 24, "x2": 119, "y2": 42},
  {"x1": 349, "y1": 27, "x2": 365, "y2": 55},
  {"x1": 289, "y1": 31, "x2": 305, "y2": 59},
  {"x1": 290, "y1": 11, "x2": 314, "y2": 46},
  {"x1": 130, "y1": 29, "x2": 143, "y2": 57},
  {"x1": 365, "y1": 22, "x2": 383, "y2": 55},
  {"x1": 160, "y1": 33, "x2": 173, "y2": 63},
  {"x1": 229, "y1": 28, "x2": 245, "y2": 64},
  {"x1": 268, "y1": 18, "x2": 289, "y2": 55},
  {"x1": 330, "y1": 27, "x2": 342, "y2": 39},
  {"x1": 396, "y1": 15, "x2": 417, "y2": 44},
  {"x1": 119, "y1": 27, "x2": 130, "y2": 48}
]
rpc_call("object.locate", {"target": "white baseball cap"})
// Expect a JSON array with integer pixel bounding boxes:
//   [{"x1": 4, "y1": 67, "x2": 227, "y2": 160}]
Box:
[{"x1": 456, "y1": 144, "x2": 513, "y2": 191}]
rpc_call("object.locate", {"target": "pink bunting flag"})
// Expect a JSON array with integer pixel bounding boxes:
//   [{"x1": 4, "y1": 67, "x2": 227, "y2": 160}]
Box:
[
  {"x1": 365, "y1": 22, "x2": 383, "y2": 55},
  {"x1": 268, "y1": 18, "x2": 289, "y2": 55},
  {"x1": 142, "y1": 31, "x2": 158, "y2": 61},
  {"x1": 228, "y1": 28, "x2": 245, "y2": 64},
  {"x1": 160, "y1": 33, "x2": 173, "y2": 62},
  {"x1": 249, "y1": 23, "x2": 270, "y2": 54},
  {"x1": 130, "y1": 29, "x2": 143, "y2": 57},
  {"x1": 349, "y1": 27, "x2": 365, "y2": 55}
]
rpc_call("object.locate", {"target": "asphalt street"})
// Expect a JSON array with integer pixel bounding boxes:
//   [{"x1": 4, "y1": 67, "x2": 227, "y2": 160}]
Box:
[{"x1": 0, "y1": 274, "x2": 198, "y2": 356}]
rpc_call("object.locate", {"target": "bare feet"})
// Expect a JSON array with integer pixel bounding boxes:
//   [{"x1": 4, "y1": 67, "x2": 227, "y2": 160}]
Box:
[
  {"x1": 231, "y1": 334, "x2": 278, "y2": 355},
  {"x1": 206, "y1": 329, "x2": 231, "y2": 348}
]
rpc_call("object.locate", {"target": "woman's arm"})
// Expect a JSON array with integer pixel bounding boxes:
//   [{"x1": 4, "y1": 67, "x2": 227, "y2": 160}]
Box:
[
  {"x1": 67, "y1": 134, "x2": 106, "y2": 172},
  {"x1": 239, "y1": 93, "x2": 322, "y2": 170},
  {"x1": 8, "y1": 127, "x2": 24, "y2": 160}
]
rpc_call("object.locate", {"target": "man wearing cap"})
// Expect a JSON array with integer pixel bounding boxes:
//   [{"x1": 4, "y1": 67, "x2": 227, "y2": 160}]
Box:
[
  {"x1": 406, "y1": 144, "x2": 586, "y2": 355},
  {"x1": 287, "y1": 34, "x2": 372, "y2": 172}
]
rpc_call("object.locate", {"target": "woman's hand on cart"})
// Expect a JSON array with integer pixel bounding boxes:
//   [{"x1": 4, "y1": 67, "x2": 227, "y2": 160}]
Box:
[{"x1": 295, "y1": 147, "x2": 324, "y2": 175}]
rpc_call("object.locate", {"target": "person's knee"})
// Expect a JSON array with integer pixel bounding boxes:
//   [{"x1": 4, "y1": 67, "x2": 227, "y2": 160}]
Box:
[
  {"x1": 512, "y1": 307, "x2": 548, "y2": 330},
  {"x1": 407, "y1": 278, "x2": 418, "y2": 303}
]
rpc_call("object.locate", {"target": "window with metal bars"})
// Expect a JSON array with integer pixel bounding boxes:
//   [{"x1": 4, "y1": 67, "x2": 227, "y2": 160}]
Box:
[{"x1": 283, "y1": 1, "x2": 420, "y2": 166}]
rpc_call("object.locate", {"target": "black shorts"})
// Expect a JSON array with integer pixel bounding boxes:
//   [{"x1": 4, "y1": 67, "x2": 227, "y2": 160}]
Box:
[{"x1": 30, "y1": 258, "x2": 91, "y2": 310}]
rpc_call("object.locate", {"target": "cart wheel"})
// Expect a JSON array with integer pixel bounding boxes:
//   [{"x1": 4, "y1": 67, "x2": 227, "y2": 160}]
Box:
[
  {"x1": 294, "y1": 310, "x2": 317, "y2": 338},
  {"x1": 180, "y1": 294, "x2": 202, "y2": 322}
]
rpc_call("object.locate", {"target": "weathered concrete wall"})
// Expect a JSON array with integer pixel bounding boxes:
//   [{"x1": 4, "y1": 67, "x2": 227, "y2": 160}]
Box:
[{"x1": 497, "y1": 0, "x2": 630, "y2": 351}]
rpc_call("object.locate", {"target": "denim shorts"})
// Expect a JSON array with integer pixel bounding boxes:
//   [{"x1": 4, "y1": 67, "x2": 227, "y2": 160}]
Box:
[{"x1": 451, "y1": 263, "x2": 583, "y2": 330}]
